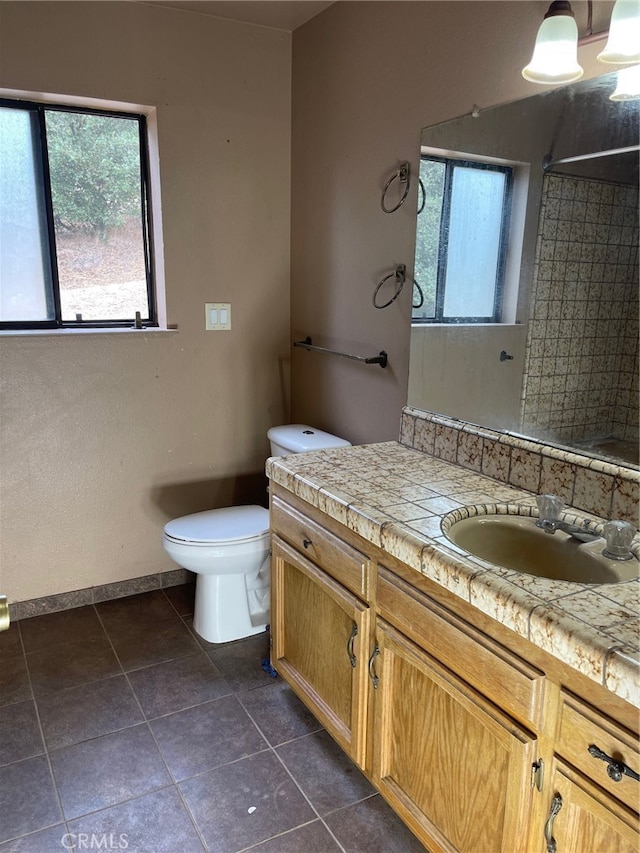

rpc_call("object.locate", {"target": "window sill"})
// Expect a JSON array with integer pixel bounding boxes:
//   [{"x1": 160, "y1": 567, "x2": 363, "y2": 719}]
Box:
[{"x1": 0, "y1": 327, "x2": 178, "y2": 338}]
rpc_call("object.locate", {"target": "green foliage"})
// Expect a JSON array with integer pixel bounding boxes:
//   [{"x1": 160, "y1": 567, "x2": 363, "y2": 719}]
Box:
[
  {"x1": 46, "y1": 111, "x2": 141, "y2": 237},
  {"x1": 413, "y1": 159, "x2": 444, "y2": 320}
]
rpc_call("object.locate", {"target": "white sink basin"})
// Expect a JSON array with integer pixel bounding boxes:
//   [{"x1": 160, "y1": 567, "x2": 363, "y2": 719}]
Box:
[{"x1": 445, "y1": 513, "x2": 638, "y2": 584}]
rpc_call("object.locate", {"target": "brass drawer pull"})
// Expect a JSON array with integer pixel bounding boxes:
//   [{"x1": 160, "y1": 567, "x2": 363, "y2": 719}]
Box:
[
  {"x1": 347, "y1": 623, "x2": 358, "y2": 668},
  {"x1": 302, "y1": 538, "x2": 312, "y2": 549},
  {"x1": 588, "y1": 744, "x2": 640, "y2": 783},
  {"x1": 544, "y1": 793, "x2": 562, "y2": 853},
  {"x1": 368, "y1": 644, "x2": 380, "y2": 688}
]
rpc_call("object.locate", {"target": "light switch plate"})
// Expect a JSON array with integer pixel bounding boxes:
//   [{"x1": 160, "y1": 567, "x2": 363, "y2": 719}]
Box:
[{"x1": 205, "y1": 302, "x2": 231, "y2": 330}]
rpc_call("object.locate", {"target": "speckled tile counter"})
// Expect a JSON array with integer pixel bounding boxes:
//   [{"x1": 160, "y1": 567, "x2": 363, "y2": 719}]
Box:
[{"x1": 267, "y1": 441, "x2": 640, "y2": 709}]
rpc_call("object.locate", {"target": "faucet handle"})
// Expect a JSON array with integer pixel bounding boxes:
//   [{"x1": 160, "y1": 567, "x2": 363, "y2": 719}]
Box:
[
  {"x1": 603, "y1": 520, "x2": 636, "y2": 561},
  {"x1": 536, "y1": 494, "x2": 564, "y2": 520}
]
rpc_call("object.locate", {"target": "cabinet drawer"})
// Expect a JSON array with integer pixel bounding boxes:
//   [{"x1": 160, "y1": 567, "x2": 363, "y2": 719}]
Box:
[
  {"x1": 557, "y1": 692, "x2": 639, "y2": 812},
  {"x1": 271, "y1": 495, "x2": 368, "y2": 598},
  {"x1": 377, "y1": 568, "x2": 545, "y2": 728}
]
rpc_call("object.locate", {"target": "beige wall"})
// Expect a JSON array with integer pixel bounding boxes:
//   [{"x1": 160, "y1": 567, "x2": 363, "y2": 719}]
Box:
[
  {"x1": 0, "y1": 1, "x2": 292, "y2": 601},
  {"x1": 0, "y1": 1, "x2": 616, "y2": 604},
  {"x1": 290, "y1": 0, "x2": 610, "y2": 445}
]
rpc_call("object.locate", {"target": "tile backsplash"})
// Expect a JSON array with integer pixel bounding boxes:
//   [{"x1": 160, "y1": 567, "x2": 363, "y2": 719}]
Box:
[{"x1": 400, "y1": 406, "x2": 639, "y2": 526}]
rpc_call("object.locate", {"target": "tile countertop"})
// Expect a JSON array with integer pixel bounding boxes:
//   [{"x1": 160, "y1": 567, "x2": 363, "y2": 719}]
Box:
[{"x1": 266, "y1": 441, "x2": 640, "y2": 709}]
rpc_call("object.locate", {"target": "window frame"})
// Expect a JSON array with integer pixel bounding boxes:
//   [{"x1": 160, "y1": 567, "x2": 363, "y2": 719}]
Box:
[
  {"x1": 0, "y1": 97, "x2": 157, "y2": 331},
  {"x1": 414, "y1": 155, "x2": 513, "y2": 325}
]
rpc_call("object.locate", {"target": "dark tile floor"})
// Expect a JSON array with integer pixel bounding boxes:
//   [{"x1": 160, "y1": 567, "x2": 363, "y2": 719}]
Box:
[{"x1": 0, "y1": 585, "x2": 426, "y2": 852}]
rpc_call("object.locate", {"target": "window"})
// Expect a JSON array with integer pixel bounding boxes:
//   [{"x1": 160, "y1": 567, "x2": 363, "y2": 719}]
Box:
[
  {"x1": 413, "y1": 155, "x2": 512, "y2": 324},
  {"x1": 0, "y1": 99, "x2": 156, "y2": 329}
]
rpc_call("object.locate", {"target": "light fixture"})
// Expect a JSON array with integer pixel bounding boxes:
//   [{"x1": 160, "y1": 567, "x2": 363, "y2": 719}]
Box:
[
  {"x1": 598, "y1": 0, "x2": 640, "y2": 65},
  {"x1": 610, "y1": 63, "x2": 640, "y2": 99},
  {"x1": 522, "y1": 1, "x2": 584, "y2": 84}
]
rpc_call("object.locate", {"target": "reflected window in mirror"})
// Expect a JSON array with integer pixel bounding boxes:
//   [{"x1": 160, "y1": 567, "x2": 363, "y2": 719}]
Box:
[{"x1": 413, "y1": 156, "x2": 513, "y2": 324}]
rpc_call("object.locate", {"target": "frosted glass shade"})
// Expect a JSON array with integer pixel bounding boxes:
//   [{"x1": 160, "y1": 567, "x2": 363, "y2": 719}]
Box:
[
  {"x1": 610, "y1": 64, "x2": 640, "y2": 100},
  {"x1": 522, "y1": 14, "x2": 583, "y2": 84},
  {"x1": 598, "y1": 0, "x2": 640, "y2": 65}
]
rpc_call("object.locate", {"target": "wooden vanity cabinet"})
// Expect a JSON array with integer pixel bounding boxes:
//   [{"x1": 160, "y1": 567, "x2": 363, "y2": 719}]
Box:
[
  {"x1": 539, "y1": 692, "x2": 640, "y2": 853},
  {"x1": 269, "y1": 488, "x2": 639, "y2": 852},
  {"x1": 543, "y1": 759, "x2": 638, "y2": 853},
  {"x1": 270, "y1": 497, "x2": 372, "y2": 767},
  {"x1": 371, "y1": 618, "x2": 538, "y2": 853}
]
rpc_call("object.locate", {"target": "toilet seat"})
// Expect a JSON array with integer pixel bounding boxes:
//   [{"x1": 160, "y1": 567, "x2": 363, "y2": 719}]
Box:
[{"x1": 164, "y1": 505, "x2": 269, "y2": 546}]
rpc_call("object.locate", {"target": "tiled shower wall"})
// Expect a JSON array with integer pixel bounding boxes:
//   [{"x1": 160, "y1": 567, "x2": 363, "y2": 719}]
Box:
[{"x1": 521, "y1": 173, "x2": 639, "y2": 447}]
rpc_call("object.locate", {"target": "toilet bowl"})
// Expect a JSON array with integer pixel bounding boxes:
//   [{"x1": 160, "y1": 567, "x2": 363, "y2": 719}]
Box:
[
  {"x1": 164, "y1": 505, "x2": 270, "y2": 643},
  {"x1": 163, "y1": 425, "x2": 351, "y2": 644}
]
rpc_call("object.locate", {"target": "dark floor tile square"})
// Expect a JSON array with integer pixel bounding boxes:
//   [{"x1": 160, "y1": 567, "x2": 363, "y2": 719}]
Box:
[
  {"x1": 0, "y1": 756, "x2": 62, "y2": 844},
  {"x1": 206, "y1": 632, "x2": 273, "y2": 693},
  {"x1": 50, "y1": 724, "x2": 171, "y2": 820},
  {"x1": 128, "y1": 652, "x2": 231, "y2": 718},
  {"x1": 108, "y1": 619, "x2": 200, "y2": 672},
  {"x1": 96, "y1": 591, "x2": 179, "y2": 635},
  {"x1": 0, "y1": 653, "x2": 32, "y2": 708},
  {"x1": 276, "y1": 730, "x2": 374, "y2": 816},
  {"x1": 0, "y1": 700, "x2": 44, "y2": 766},
  {"x1": 20, "y1": 606, "x2": 105, "y2": 654},
  {"x1": 0, "y1": 825, "x2": 67, "y2": 852},
  {"x1": 27, "y1": 635, "x2": 122, "y2": 696},
  {"x1": 163, "y1": 583, "x2": 196, "y2": 617},
  {"x1": 0, "y1": 622, "x2": 23, "y2": 659},
  {"x1": 239, "y1": 680, "x2": 322, "y2": 746},
  {"x1": 37, "y1": 674, "x2": 144, "y2": 749},
  {"x1": 67, "y1": 787, "x2": 205, "y2": 853},
  {"x1": 324, "y1": 795, "x2": 427, "y2": 852},
  {"x1": 150, "y1": 694, "x2": 267, "y2": 781},
  {"x1": 246, "y1": 821, "x2": 343, "y2": 852},
  {"x1": 180, "y1": 751, "x2": 315, "y2": 853}
]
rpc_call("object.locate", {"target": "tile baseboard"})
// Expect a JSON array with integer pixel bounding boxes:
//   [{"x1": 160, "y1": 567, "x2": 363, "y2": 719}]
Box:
[{"x1": 8, "y1": 568, "x2": 194, "y2": 622}]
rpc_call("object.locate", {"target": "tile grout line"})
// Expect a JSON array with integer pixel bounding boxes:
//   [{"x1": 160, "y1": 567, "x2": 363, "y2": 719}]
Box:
[
  {"x1": 12, "y1": 617, "x2": 73, "y2": 848},
  {"x1": 92, "y1": 600, "x2": 211, "y2": 852}
]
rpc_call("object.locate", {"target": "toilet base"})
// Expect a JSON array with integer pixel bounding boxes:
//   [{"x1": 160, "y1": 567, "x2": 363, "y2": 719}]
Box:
[{"x1": 193, "y1": 571, "x2": 268, "y2": 644}]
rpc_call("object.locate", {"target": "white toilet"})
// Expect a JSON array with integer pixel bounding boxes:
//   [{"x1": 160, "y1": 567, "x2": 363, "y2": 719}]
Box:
[{"x1": 163, "y1": 425, "x2": 351, "y2": 643}]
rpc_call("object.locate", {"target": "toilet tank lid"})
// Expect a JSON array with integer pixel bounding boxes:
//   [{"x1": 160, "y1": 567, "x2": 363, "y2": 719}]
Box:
[
  {"x1": 267, "y1": 424, "x2": 351, "y2": 453},
  {"x1": 164, "y1": 505, "x2": 269, "y2": 544}
]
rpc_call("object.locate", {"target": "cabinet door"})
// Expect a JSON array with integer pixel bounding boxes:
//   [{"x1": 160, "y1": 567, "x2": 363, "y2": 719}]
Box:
[
  {"x1": 371, "y1": 619, "x2": 537, "y2": 853},
  {"x1": 271, "y1": 535, "x2": 371, "y2": 767},
  {"x1": 542, "y1": 759, "x2": 639, "y2": 853}
]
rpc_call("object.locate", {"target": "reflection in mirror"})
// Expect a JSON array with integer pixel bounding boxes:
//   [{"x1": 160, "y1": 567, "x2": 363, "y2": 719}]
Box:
[{"x1": 409, "y1": 71, "x2": 639, "y2": 469}]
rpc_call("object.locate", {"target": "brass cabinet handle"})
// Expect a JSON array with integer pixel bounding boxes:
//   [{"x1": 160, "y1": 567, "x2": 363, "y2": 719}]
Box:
[
  {"x1": 0, "y1": 595, "x2": 9, "y2": 632},
  {"x1": 544, "y1": 793, "x2": 563, "y2": 853},
  {"x1": 347, "y1": 623, "x2": 358, "y2": 668},
  {"x1": 588, "y1": 744, "x2": 640, "y2": 783},
  {"x1": 368, "y1": 644, "x2": 380, "y2": 688},
  {"x1": 302, "y1": 538, "x2": 312, "y2": 549}
]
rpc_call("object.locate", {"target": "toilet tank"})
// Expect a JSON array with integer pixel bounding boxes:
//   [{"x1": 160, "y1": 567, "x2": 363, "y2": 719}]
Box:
[{"x1": 267, "y1": 424, "x2": 351, "y2": 457}]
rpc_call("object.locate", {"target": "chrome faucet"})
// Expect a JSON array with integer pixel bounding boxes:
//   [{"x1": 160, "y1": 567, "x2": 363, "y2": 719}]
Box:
[
  {"x1": 535, "y1": 494, "x2": 637, "y2": 560},
  {"x1": 535, "y1": 494, "x2": 601, "y2": 543},
  {"x1": 536, "y1": 516, "x2": 602, "y2": 542}
]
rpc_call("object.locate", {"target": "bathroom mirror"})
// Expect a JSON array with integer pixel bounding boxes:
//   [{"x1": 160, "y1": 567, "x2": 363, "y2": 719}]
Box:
[{"x1": 409, "y1": 70, "x2": 639, "y2": 469}]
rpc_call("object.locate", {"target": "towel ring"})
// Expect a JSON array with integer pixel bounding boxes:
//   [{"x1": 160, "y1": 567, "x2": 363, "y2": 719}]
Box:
[
  {"x1": 381, "y1": 162, "x2": 410, "y2": 213},
  {"x1": 416, "y1": 178, "x2": 426, "y2": 215},
  {"x1": 373, "y1": 264, "x2": 406, "y2": 309},
  {"x1": 412, "y1": 278, "x2": 424, "y2": 310}
]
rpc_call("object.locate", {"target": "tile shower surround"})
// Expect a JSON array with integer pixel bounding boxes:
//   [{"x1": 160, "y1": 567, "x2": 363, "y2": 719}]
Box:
[
  {"x1": 522, "y1": 173, "x2": 639, "y2": 447},
  {"x1": 0, "y1": 586, "x2": 423, "y2": 852}
]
